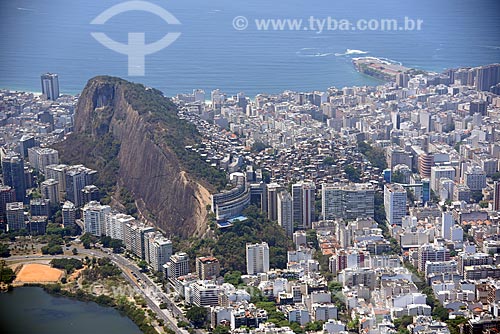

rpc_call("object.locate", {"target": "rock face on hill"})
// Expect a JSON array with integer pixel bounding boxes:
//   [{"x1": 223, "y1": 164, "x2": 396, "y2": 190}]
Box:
[{"x1": 55, "y1": 76, "x2": 218, "y2": 237}]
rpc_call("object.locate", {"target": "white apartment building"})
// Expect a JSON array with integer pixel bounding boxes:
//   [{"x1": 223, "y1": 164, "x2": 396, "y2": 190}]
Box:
[
  {"x1": 82, "y1": 201, "x2": 110, "y2": 236},
  {"x1": 246, "y1": 242, "x2": 270, "y2": 275},
  {"x1": 384, "y1": 183, "x2": 407, "y2": 226}
]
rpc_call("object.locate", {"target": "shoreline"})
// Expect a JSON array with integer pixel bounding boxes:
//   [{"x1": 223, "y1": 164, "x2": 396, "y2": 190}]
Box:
[
  {"x1": 0, "y1": 57, "x2": 486, "y2": 99},
  {"x1": 16, "y1": 283, "x2": 159, "y2": 334},
  {"x1": 1, "y1": 259, "x2": 161, "y2": 333}
]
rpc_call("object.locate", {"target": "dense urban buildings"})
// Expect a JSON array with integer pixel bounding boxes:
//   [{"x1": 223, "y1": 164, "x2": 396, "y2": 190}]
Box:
[{"x1": 2, "y1": 58, "x2": 500, "y2": 334}]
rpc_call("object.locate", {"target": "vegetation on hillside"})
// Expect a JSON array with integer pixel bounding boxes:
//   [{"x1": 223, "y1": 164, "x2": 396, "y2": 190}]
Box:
[
  {"x1": 357, "y1": 140, "x2": 388, "y2": 170},
  {"x1": 185, "y1": 206, "x2": 292, "y2": 273},
  {"x1": 213, "y1": 206, "x2": 292, "y2": 272},
  {"x1": 251, "y1": 141, "x2": 269, "y2": 153},
  {"x1": 345, "y1": 165, "x2": 361, "y2": 182},
  {"x1": 119, "y1": 188, "x2": 138, "y2": 218},
  {"x1": 55, "y1": 76, "x2": 227, "y2": 208},
  {"x1": 53, "y1": 132, "x2": 120, "y2": 196},
  {"x1": 111, "y1": 78, "x2": 228, "y2": 191}
]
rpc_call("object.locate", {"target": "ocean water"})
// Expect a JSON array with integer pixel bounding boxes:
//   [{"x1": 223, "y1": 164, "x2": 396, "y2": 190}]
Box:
[{"x1": 0, "y1": 0, "x2": 499, "y2": 97}]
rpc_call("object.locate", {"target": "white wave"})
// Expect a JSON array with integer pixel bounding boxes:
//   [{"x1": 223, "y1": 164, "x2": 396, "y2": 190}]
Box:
[
  {"x1": 335, "y1": 48, "x2": 369, "y2": 57},
  {"x1": 481, "y1": 45, "x2": 500, "y2": 50},
  {"x1": 298, "y1": 52, "x2": 333, "y2": 57},
  {"x1": 17, "y1": 7, "x2": 36, "y2": 11},
  {"x1": 315, "y1": 52, "x2": 333, "y2": 57},
  {"x1": 346, "y1": 49, "x2": 368, "y2": 55},
  {"x1": 296, "y1": 48, "x2": 333, "y2": 57},
  {"x1": 378, "y1": 57, "x2": 402, "y2": 66}
]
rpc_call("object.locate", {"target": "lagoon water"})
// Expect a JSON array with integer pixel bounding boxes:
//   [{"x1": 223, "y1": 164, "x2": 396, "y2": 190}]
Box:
[
  {"x1": 0, "y1": 0, "x2": 499, "y2": 96},
  {"x1": 0, "y1": 287, "x2": 141, "y2": 334}
]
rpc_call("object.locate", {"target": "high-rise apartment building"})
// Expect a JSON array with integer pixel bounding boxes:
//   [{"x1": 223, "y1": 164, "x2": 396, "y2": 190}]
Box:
[
  {"x1": 105, "y1": 212, "x2": 135, "y2": 241},
  {"x1": 82, "y1": 201, "x2": 111, "y2": 237},
  {"x1": 321, "y1": 183, "x2": 374, "y2": 221},
  {"x1": 196, "y1": 256, "x2": 221, "y2": 280},
  {"x1": 2, "y1": 153, "x2": 26, "y2": 203},
  {"x1": 266, "y1": 183, "x2": 282, "y2": 221},
  {"x1": 191, "y1": 281, "x2": 221, "y2": 307},
  {"x1": 30, "y1": 198, "x2": 50, "y2": 217},
  {"x1": 246, "y1": 242, "x2": 270, "y2": 275},
  {"x1": 464, "y1": 166, "x2": 486, "y2": 192},
  {"x1": 494, "y1": 181, "x2": 500, "y2": 211},
  {"x1": 27, "y1": 147, "x2": 59, "y2": 173},
  {"x1": 6, "y1": 202, "x2": 25, "y2": 231},
  {"x1": 384, "y1": 183, "x2": 407, "y2": 226},
  {"x1": 417, "y1": 243, "x2": 450, "y2": 272},
  {"x1": 145, "y1": 232, "x2": 173, "y2": 272},
  {"x1": 0, "y1": 186, "x2": 16, "y2": 223},
  {"x1": 430, "y1": 166, "x2": 455, "y2": 192},
  {"x1": 81, "y1": 185, "x2": 100, "y2": 206},
  {"x1": 61, "y1": 201, "x2": 76, "y2": 227},
  {"x1": 41, "y1": 73, "x2": 60, "y2": 100},
  {"x1": 166, "y1": 252, "x2": 190, "y2": 279},
  {"x1": 19, "y1": 135, "x2": 35, "y2": 158},
  {"x1": 441, "y1": 212, "x2": 453, "y2": 240},
  {"x1": 475, "y1": 63, "x2": 500, "y2": 91},
  {"x1": 65, "y1": 165, "x2": 97, "y2": 207},
  {"x1": 45, "y1": 164, "x2": 68, "y2": 199},
  {"x1": 277, "y1": 191, "x2": 293, "y2": 237},
  {"x1": 40, "y1": 179, "x2": 59, "y2": 206},
  {"x1": 123, "y1": 221, "x2": 155, "y2": 259},
  {"x1": 292, "y1": 182, "x2": 315, "y2": 229}
]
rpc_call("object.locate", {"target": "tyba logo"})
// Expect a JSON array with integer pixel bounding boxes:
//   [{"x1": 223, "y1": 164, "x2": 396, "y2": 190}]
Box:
[{"x1": 91, "y1": 1, "x2": 181, "y2": 76}]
